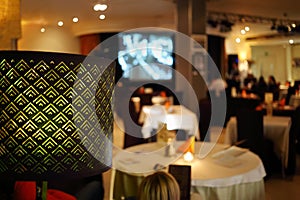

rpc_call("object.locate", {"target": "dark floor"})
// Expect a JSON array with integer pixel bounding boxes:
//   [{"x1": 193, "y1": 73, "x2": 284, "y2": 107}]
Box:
[{"x1": 265, "y1": 154, "x2": 300, "y2": 200}]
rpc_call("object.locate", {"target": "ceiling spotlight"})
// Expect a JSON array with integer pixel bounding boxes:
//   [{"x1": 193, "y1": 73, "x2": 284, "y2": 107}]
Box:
[
  {"x1": 235, "y1": 37, "x2": 241, "y2": 43},
  {"x1": 241, "y1": 29, "x2": 246, "y2": 35},
  {"x1": 58, "y1": 21, "x2": 64, "y2": 27},
  {"x1": 73, "y1": 17, "x2": 79, "y2": 23},
  {"x1": 277, "y1": 24, "x2": 289, "y2": 33},
  {"x1": 289, "y1": 39, "x2": 294, "y2": 44},
  {"x1": 99, "y1": 14, "x2": 106, "y2": 20},
  {"x1": 219, "y1": 20, "x2": 234, "y2": 32},
  {"x1": 245, "y1": 26, "x2": 250, "y2": 31},
  {"x1": 94, "y1": 3, "x2": 108, "y2": 11},
  {"x1": 207, "y1": 19, "x2": 218, "y2": 28},
  {"x1": 40, "y1": 27, "x2": 46, "y2": 33}
]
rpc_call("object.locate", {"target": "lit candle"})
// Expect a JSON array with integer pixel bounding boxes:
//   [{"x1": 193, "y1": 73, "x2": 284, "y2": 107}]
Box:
[{"x1": 183, "y1": 151, "x2": 194, "y2": 162}]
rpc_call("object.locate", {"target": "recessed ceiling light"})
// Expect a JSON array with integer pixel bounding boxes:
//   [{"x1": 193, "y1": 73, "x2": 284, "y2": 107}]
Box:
[
  {"x1": 235, "y1": 37, "x2": 241, "y2": 43},
  {"x1": 245, "y1": 26, "x2": 250, "y2": 31},
  {"x1": 73, "y1": 17, "x2": 79, "y2": 23},
  {"x1": 40, "y1": 27, "x2": 46, "y2": 33},
  {"x1": 94, "y1": 3, "x2": 108, "y2": 11},
  {"x1": 99, "y1": 14, "x2": 106, "y2": 20},
  {"x1": 289, "y1": 39, "x2": 294, "y2": 44},
  {"x1": 58, "y1": 21, "x2": 64, "y2": 27},
  {"x1": 241, "y1": 29, "x2": 246, "y2": 34}
]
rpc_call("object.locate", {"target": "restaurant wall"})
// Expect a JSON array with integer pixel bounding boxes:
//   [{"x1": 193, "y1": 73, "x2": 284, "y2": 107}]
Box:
[
  {"x1": 225, "y1": 36, "x2": 252, "y2": 61},
  {"x1": 251, "y1": 45, "x2": 287, "y2": 84},
  {"x1": 291, "y1": 44, "x2": 300, "y2": 81},
  {"x1": 18, "y1": 24, "x2": 80, "y2": 54}
]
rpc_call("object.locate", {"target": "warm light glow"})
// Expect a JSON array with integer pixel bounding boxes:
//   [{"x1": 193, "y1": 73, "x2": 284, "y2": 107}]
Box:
[
  {"x1": 99, "y1": 14, "x2": 106, "y2": 20},
  {"x1": 239, "y1": 52, "x2": 247, "y2": 61},
  {"x1": 245, "y1": 26, "x2": 250, "y2": 31},
  {"x1": 289, "y1": 39, "x2": 294, "y2": 44},
  {"x1": 72, "y1": 17, "x2": 79, "y2": 23},
  {"x1": 183, "y1": 151, "x2": 194, "y2": 162},
  {"x1": 40, "y1": 27, "x2": 46, "y2": 33},
  {"x1": 240, "y1": 29, "x2": 246, "y2": 34},
  {"x1": 292, "y1": 23, "x2": 296, "y2": 28},
  {"x1": 94, "y1": 3, "x2": 108, "y2": 11},
  {"x1": 239, "y1": 59, "x2": 249, "y2": 71},
  {"x1": 235, "y1": 37, "x2": 241, "y2": 43},
  {"x1": 58, "y1": 21, "x2": 64, "y2": 27}
]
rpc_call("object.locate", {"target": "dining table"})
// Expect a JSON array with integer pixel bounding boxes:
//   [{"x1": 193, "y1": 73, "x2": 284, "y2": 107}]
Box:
[
  {"x1": 289, "y1": 95, "x2": 300, "y2": 108},
  {"x1": 111, "y1": 141, "x2": 266, "y2": 200},
  {"x1": 225, "y1": 115, "x2": 292, "y2": 169},
  {"x1": 271, "y1": 105, "x2": 296, "y2": 116},
  {"x1": 138, "y1": 105, "x2": 200, "y2": 140}
]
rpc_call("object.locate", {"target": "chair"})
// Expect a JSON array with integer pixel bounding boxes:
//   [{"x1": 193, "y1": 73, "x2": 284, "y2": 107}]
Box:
[
  {"x1": 236, "y1": 109, "x2": 277, "y2": 177},
  {"x1": 287, "y1": 106, "x2": 300, "y2": 175},
  {"x1": 199, "y1": 97, "x2": 227, "y2": 142},
  {"x1": 294, "y1": 106, "x2": 300, "y2": 153},
  {"x1": 199, "y1": 98, "x2": 211, "y2": 141},
  {"x1": 116, "y1": 97, "x2": 145, "y2": 148},
  {"x1": 236, "y1": 109, "x2": 264, "y2": 154},
  {"x1": 168, "y1": 165, "x2": 191, "y2": 200}
]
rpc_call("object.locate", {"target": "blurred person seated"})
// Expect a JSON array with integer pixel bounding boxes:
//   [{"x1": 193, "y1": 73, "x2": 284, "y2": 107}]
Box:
[
  {"x1": 226, "y1": 62, "x2": 241, "y2": 94},
  {"x1": 137, "y1": 171, "x2": 180, "y2": 200},
  {"x1": 252, "y1": 76, "x2": 268, "y2": 101},
  {"x1": 243, "y1": 73, "x2": 257, "y2": 90},
  {"x1": 229, "y1": 61, "x2": 240, "y2": 81},
  {"x1": 285, "y1": 80, "x2": 300, "y2": 105},
  {"x1": 267, "y1": 75, "x2": 280, "y2": 101}
]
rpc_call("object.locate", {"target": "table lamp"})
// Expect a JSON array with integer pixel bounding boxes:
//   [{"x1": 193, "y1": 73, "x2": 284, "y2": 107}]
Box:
[{"x1": 0, "y1": 51, "x2": 115, "y2": 198}]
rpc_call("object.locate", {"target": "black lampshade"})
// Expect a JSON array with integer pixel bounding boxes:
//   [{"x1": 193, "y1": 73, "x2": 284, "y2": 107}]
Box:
[{"x1": 0, "y1": 51, "x2": 115, "y2": 180}]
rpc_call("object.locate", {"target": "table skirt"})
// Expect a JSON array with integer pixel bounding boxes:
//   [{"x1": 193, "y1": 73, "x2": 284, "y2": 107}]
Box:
[
  {"x1": 191, "y1": 180, "x2": 265, "y2": 200},
  {"x1": 112, "y1": 170, "x2": 265, "y2": 200}
]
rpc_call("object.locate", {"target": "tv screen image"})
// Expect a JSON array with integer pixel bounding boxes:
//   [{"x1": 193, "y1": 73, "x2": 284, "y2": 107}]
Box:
[{"x1": 118, "y1": 32, "x2": 174, "y2": 81}]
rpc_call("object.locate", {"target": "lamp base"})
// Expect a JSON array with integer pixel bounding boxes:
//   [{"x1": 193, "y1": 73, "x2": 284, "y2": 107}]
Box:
[{"x1": 36, "y1": 181, "x2": 47, "y2": 200}]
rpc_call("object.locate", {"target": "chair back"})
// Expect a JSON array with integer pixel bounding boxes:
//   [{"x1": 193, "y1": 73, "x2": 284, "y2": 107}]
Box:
[
  {"x1": 289, "y1": 106, "x2": 300, "y2": 175},
  {"x1": 290, "y1": 106, "x2": 300, "y2": 153},
  {"x1": 168, "y1": 165, "x2": 191, "y2": 200},
  {"x1": 199, "y1": 98, "x2": 211, "y2": 141},
  {"x1": 291, "y1": 106, "x2": 300, "y2": 140},
  {"x1": 236, "y1": 109, "x2": 264, "y2": 156}
]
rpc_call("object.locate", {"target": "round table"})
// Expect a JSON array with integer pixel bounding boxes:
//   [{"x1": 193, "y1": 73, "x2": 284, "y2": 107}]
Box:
[{"x1": 111, "y1": 142, "x2": 266, "y2": 200}]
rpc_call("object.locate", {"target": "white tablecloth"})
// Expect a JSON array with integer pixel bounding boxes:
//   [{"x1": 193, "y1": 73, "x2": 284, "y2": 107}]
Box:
[
  {"x1": 138, "y1": 105, "x2": 199, "y2": 140},
  {"x1": 112, "y1": 142, "x2": 266, "y2": 200},
  {"x1": 225, "y1": 116, "x2": 292, "y2": 167}
]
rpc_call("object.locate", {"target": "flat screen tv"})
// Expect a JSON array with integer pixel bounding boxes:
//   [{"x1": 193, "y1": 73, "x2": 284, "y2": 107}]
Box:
[{"x1": 117, "y1": 31, "x2": 175, "y2": 86}]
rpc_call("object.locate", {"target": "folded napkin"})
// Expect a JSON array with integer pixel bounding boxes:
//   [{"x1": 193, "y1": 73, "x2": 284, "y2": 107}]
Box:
[
  {"x1": 213, "y1": 154, "x2": 243, "y2": 167},
  {"x1": 211, "y1": 146, "x2": 248, "y2": 167},
  {"x1": 212, "y1": 146, "x2": 248, "y2": 159}
]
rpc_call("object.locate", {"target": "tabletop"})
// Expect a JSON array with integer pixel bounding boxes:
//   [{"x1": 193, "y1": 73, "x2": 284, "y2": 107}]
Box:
[{"x1": 113, "y1": 141, "x2": 266, "y2": 187}]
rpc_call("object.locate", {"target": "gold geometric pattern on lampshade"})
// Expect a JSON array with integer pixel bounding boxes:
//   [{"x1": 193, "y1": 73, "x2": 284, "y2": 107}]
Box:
[{"x1": 0, "y1": 51, "x2": 115, "y2": 180}]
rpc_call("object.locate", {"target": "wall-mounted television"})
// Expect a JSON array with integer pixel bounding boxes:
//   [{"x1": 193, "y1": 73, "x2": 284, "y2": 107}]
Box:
[{"x1": 117, "y1": 31, "x2": 175, "y2": 85}]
